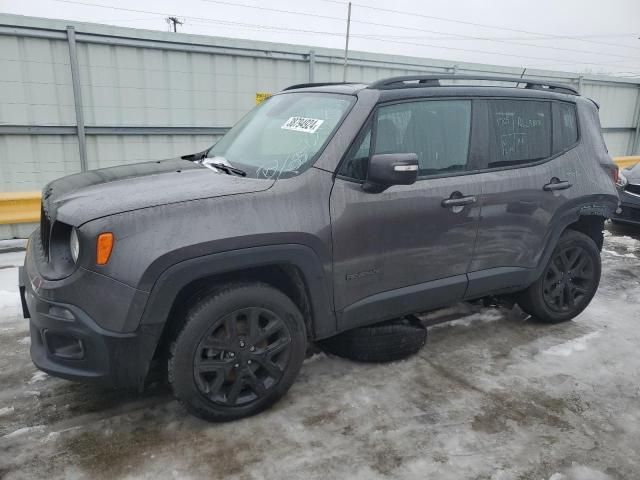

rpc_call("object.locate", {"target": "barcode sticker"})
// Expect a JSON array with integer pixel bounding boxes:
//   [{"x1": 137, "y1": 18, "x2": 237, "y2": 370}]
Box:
[{"x1": 281, "y1": 116, "x2": 324, "y2": 133}]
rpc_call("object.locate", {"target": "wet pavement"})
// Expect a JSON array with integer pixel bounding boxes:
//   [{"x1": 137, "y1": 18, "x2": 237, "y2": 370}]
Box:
[{"x1": 1, "y1": 225, "x2": 639, "y2": 480}]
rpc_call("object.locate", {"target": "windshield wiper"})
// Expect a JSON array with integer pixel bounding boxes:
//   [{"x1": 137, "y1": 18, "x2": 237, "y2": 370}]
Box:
[{"x1": 201, "y1": 158, "x2": 247, "y2": 177}]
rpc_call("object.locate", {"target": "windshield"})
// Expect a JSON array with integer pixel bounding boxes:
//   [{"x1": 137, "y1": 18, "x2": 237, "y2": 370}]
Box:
[{"x1": 207, "y1": 93, "x2": 355, "y2": 179}]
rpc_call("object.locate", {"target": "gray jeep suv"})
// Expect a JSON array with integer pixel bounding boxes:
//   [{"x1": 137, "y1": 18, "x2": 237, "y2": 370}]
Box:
[{"x1": 19, "y1": 75, "x2": 620, "y2": 421}]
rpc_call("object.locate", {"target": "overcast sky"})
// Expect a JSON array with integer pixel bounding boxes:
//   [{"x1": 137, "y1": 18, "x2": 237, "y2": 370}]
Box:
[{"x1": 1, "y1": 0, "x2": 639, "y2": 77}]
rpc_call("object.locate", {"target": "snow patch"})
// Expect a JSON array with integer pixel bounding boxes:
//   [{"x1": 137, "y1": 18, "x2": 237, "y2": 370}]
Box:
[
  {"x1": 0, "y1": 290, "x2": 21, "y2": 323},
  {"x1": 18, "y1": 336, "x2": 30, "y2": 345},
  {"x1": 28, "y1": 371, "x2": 48, "y2": 384},
  {"x1": 605, "y1": 234, "x2": 639, "y2": 248},
  {"x1": 42, "y1": 426, "x2": 81, "y2": 443},
  {"x1": 0, "y1": 239, "x2": 27, "y2": 251},
  {"x1": 0, "y1": 290, "x2": 20, "y2": 310},
  {"x1": 549, "y1": 465, "x2": 613, "y2": 480},
  {"x1": 602, "y1": 249, "x2": 637, "y2": 258},
  {"x1": 542, "y1": 332, "x2": 600, "y2": 356},
  {"x1": 2, "y1": 425, "x2": 45, "y2": 439},
  {"x1": 603, "y1": 233, "x2": 640, "y2": 257},
  {"x1": 303, "y1": 352, "x2": 327, "y2": 365},
  {"x1": 43, "y1": 431, "x2": 60, "y2": 443},
  {"x1": 0, "y1": 406, "x2": 15, "y2": 417},
  {"x1": 431, "y1": 309, "x2": 503, "y2": 328}
]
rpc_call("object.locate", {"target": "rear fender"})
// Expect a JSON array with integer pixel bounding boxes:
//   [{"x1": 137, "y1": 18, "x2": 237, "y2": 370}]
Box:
[{"x1": 525, "y1": 194, "x2": 618, "y2": 285}]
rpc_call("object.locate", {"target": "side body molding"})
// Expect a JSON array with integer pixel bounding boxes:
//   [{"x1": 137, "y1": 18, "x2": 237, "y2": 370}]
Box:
[{"x1": 137, "y1": 244, "x2": 336, "y2": 339}]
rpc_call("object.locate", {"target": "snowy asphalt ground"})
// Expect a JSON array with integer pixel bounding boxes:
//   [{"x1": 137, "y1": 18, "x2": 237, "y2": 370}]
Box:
[{"x1": 1, "y1": 225, "x2": 639, "y2": 480}]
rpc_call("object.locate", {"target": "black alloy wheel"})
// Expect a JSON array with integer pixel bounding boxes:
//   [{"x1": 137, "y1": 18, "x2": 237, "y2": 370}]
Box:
[
  {"x1": 517, "y1": 230, "x2": 601, "y2": 323},
  {"x1": 194, "y1": 307, "x2": 292, "y2": 406},
  {"x1": 169, "y1": 283, "x2": 307, "y2": 421},
  {"x1": 542, "y1": 245, "x2": 596, "y2": 313}
]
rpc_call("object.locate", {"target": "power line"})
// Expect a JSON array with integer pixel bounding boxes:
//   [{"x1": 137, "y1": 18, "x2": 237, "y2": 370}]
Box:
[
  {"x1": 47, "y1": 0, "x2": 640, "y2": 75},
  {"x1": 200, "y1": 0, "x2": 640, "y2": 61},
  {"x1": 316, "y1": 0, "x2": 640, "y2": 52},
  {"x1": 365, "y1": 32, "x2": 640, "y2": 42},
  {"x1": 199, "y1": 0, "x2": 640, "y2": 70},
  {"x1": 349, "y1": 34, "x2": 640, "y2": 71},
  {"x1": 188, "y1": 16, "x2": 640, "y2": 73}
]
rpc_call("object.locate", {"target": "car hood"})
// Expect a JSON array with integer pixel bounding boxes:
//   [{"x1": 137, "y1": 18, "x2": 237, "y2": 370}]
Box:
[
  {"x1": 623, "y1": 162, "x2": 640, "y2": 184},
  {"x1": 44, "y1": 158, "x2": 275, "y2": 226}
]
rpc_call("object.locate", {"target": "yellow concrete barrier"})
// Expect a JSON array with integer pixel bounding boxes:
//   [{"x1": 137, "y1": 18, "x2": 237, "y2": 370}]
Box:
[
  {"x1": 614, "y1": 156, "x2": 640, "y2": 170},
  {"x1": 0, "y1": 191, "x2": 41, "y2": 225}
]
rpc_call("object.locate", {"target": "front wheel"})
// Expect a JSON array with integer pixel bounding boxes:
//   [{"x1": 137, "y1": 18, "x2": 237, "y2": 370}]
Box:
[
  {"x1": 169, "y1": 283, "x2": 307, "y2": 422},
  {"x1": 517, "y1": 230, "x2": 601, "y2": 323}
]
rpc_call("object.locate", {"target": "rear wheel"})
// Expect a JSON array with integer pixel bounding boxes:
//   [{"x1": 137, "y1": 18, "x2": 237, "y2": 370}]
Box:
[
  {"x1": 169, "y1": 283, "x2": 306, "y2": 421},
  {"x1": 518, "y1": 230, "x2": 601, "y2": 323}
]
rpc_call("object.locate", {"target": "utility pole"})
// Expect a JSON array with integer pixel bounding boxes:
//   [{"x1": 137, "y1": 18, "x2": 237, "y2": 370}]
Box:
[
  {"x1": 342, "y1": 2, "x2": 351, "y2": 82},
  {"x1": 166, "y1": 16, "x2": 183, "y2": 32}
]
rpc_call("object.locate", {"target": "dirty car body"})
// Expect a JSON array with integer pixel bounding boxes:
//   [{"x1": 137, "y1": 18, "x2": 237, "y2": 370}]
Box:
[{"x1": 19, "y1": 76, "x2": 619, "y2": 420}]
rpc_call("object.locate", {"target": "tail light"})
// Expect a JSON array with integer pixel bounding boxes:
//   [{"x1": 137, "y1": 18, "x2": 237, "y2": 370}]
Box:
[{"x1": 612, "y1": 166, "x2": 619, "y2": 185}]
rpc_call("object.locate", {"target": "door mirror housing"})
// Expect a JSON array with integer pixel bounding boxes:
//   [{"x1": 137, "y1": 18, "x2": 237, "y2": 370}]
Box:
[{"x1": 363, "y1": 153, "x2": 419, "y2": 193}]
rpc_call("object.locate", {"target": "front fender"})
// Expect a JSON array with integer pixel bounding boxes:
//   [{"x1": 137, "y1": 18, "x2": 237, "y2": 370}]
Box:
[{"x1": 134, "y1": 244, "x2": 336, "y2": 338}]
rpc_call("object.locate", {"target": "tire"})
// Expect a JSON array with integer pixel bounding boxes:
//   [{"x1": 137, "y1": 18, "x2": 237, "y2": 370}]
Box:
[
  {"x1": 320, "y1": 317, "x2": 427, "y2": 363},
  {"x1": 168, "y1": 283, "x2": 307, "y2": 422},
  {"x1": 517, "y1": 230, "x2": 601, "y2": 323}
]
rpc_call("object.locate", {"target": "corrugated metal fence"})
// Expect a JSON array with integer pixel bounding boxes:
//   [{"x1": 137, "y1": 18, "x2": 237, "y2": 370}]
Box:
[{"x1": 1, "y1": 13, "x2": 640, "y2": 237}]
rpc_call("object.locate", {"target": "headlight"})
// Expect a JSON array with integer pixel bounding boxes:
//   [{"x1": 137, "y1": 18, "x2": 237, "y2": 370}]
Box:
[
  {"x1": 69, "y1": 228, "x2": 80, "y2": 263},
  {"x1": 616, "y1": 171, "x2": 628, "y2": 189}
]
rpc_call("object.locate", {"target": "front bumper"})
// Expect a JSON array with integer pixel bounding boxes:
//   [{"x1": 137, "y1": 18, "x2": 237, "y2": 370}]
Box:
[
  {"x1": 612, "y1": 189, "x2": 640, "y2": 225},
  {"x1": 19, "y1": 241, "x2": 162, "y2": 389}
]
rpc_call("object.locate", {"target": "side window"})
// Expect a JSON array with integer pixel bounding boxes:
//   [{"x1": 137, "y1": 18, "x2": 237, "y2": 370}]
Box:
[
  {"x1": 338, "y1": 121, "x2": 372, "y2": 181},
  {"x1": 375, "y1": 100, "x2": 472, "y2": 177},
  {"x1": 338, "y1": 99, "x2": 472, "y2": 181},
  {"x1": 488, "y1": 100, "x2": 551, "y2": 168},
  {"x1": 552, "y1": 102, "x2": 578, "y2": 153}
]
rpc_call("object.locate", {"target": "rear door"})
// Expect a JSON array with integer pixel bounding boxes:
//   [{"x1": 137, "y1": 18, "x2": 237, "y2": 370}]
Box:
[
  {"x1": 466, "y1": 98, "x2": 580, "y2": 296},
  {"x1": 330, "y1": 98, "x2": 483, "y2": 329}
]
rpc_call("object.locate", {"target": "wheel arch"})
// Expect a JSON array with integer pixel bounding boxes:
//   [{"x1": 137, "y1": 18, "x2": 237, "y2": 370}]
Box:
[
  {"x1": 139, "y1": 244, "x2": 336, "y2": 363},
  {"x1": 528, "y1": 195, "x2": 616, "y2": 285},
  {"x1": 565, "y1": 214, "x2": 605, "y2": 251}
]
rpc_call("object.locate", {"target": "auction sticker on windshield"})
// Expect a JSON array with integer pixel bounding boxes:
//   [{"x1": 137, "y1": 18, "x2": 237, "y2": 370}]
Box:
[{"x1": 281, "y1": 116, "x2": 324, "y2": 133}]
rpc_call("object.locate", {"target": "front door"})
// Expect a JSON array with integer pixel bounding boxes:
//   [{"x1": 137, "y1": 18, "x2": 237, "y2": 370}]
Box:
[{"x1": 330, "y1": 98, "x2": 482, "y2": 329}]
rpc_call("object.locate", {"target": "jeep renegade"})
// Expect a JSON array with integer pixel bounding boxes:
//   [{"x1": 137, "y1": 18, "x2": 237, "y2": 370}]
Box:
[{"x1": 19, "y1": 75, "x2": 620, "y2": 421}]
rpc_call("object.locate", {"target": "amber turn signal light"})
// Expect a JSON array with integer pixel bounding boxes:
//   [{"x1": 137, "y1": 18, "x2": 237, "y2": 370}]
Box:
[{"x1": 96, "y1": 233, "x2": 114, "y2": 265}]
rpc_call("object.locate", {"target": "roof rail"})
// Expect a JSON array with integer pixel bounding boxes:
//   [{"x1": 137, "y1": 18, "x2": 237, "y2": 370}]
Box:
[
  {"x1": 283, "y1": 82, "x2": 359, "y2": 91},
  {"x1": 368, "y1": 75, "x2": 579, "y2": 95}
]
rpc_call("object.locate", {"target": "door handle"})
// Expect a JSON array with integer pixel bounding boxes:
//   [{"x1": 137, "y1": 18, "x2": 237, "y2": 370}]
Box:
[
  {"x1": 441, "y1": 196, "x2": 477, "y2": 208},
  {"x1": 543, "y1": 179, "x2": 572, "y2": 191}
]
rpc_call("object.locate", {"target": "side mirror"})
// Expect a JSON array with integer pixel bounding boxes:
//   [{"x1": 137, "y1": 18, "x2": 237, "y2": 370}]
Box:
[{"x1": 363, "y1": 153, "x2": 419, "y2": 193}]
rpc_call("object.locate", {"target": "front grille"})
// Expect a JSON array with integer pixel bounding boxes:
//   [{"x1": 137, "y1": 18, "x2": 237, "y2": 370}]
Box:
[
  {"x1": 625, "y1": 183, "x2": 640, "y2": 196},
  {"x1": 40, "y1": 202, "x2": 51, "y2": 260}
]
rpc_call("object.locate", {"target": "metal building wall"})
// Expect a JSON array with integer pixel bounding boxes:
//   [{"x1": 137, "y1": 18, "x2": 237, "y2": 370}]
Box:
[{"x1": 1, "y1": 13, "x2": 639, "y2": 238}]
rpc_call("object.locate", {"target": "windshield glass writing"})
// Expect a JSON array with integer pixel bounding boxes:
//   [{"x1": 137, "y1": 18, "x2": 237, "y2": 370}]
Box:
[{"x1": 207, "y1": 93, "x2": 355, "y2": 179}]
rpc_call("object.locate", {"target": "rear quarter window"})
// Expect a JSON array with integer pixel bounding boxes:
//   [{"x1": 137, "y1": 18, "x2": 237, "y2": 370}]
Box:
[
  {"x1": 488, "y1": 100, "x2": 552, "y2": 168},
  {"x1": 552, "y1": 102, "x2": 579, "y2": 153}
]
